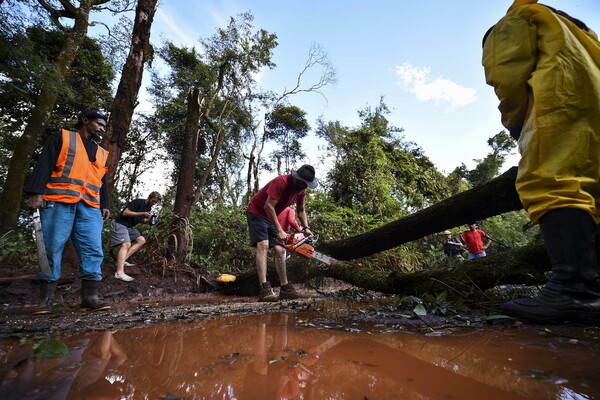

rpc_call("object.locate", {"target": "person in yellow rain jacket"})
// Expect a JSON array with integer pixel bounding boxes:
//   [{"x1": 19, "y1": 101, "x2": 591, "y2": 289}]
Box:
[{"x1": 482, "y1": 0, "x2": 600, "y2": 323}]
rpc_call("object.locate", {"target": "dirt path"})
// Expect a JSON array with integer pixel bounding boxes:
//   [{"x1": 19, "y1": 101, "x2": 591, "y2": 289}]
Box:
[{"x1": 2, "y1": 264, "x2": 599, "y2": 340}]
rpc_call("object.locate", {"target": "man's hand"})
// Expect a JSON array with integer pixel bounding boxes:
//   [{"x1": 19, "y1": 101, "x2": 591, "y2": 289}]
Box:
[
  {"x1": 101, "y1": 208, "x2": 110, "y2": 221},
  {"x1": 26, "y1": 195, "x2": 44, "y2": 212},
  {"x1": 277, "y1": 229, "x2": 288, "y2": 243}
]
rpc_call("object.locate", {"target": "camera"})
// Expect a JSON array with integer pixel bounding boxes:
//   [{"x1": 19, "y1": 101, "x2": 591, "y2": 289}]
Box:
[{"x1": 149, "y1": 213, "x2": 157, "y2": 226}]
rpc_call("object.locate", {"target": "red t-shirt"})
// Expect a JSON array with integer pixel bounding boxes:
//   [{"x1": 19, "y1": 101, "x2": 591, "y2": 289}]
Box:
[
  {"x1": 277, "y1": 207, "x2": 302, "y2": 233},
  {"x1": 246, "y1": 175, "x2": 306, "y2": 220},
  {"x1": 460, "y1": 230, "x2": 488, "y2": 254}
]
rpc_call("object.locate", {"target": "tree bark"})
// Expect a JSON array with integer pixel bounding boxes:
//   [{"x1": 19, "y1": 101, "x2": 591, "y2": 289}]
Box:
[
  {"x1": 317, "y1": 167, "x2": 522, "y2": 260},
  {"x1": 172, "y1": 89, "x2": 202, "y2": 259},
  {"x1": 101, "y1": 0, "x2": 158, "y2": 195},
  {"x1": 173, "y1": 89, "x2": 202, "y2": 219},
  {"x1": 0, "y1": 0, "x2": 93, "y2": 233}
]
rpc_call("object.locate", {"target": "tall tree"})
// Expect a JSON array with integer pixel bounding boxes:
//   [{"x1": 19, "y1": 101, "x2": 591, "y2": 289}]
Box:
[
  {"x1": 148, "y1": 13, "x2": 278, "y2": 259},
  {"x1": 318, "y1": 100, "x2": 448, "y2": 218},
  {"x1": 0, "y1": 0, "x2": 110, "y2": 232},
  {"x1": 244, "y1": 43, "x2": 336, "y2": 199},
  {"x1": 101, "y1": 0, "x2": 158, "y2": 195},
  {"x1": 265, "y1": 104, "x2": 310, "y2": 175}
]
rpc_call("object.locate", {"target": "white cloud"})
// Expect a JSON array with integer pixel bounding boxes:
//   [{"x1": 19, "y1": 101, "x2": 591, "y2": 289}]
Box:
[
  {"x1": 395, "y1": 62, "x2": 476, "y2": 111},
  {"x1": 155, "y1": 9, "x2": 197, "y2": 47}
]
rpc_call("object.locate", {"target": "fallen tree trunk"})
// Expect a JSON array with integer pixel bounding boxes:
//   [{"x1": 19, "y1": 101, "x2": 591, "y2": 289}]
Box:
[
  {"x1": 317, "y1": 166, "x2": 522, "y2": 260},
  {"x1": 211, "y1": 242, "x2": 549, "y2": 299}
]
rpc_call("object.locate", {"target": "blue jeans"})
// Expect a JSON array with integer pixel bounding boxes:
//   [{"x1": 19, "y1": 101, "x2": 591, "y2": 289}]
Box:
[
  {"x1": 38, "y1": 201, "x2": 104, "y2": 282},
  {"x1": 468, "y1": 252, "x2": 486, "y2": 260}
]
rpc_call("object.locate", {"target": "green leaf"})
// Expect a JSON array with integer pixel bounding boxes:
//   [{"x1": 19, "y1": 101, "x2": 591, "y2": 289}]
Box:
[{"x1": 413, "y1": 304, "x2": 427, "y2": 316}]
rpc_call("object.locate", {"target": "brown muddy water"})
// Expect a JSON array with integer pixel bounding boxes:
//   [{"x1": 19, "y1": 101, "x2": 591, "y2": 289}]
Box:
[{"x1": 1, "y1": 307, "x2": 599, "y2": 400}]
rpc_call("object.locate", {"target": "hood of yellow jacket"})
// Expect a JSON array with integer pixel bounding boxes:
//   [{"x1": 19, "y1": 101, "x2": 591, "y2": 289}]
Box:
[{"x1": 508, "y1": 0, "x2": 538, "y2": 13}]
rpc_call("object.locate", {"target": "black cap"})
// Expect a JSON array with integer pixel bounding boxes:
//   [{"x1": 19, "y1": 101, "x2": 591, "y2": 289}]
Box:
[{"x1": 74, "y1": 109, "x2": 107, "y2": 129}]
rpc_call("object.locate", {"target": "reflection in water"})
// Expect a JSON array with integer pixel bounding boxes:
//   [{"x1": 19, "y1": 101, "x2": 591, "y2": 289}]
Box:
[
  {"x1": 0, "y1": 311, "x2": 599, "y2": 399},
  {"x1": 0, "y1": 331, "x2": 126, "y2": 400}
]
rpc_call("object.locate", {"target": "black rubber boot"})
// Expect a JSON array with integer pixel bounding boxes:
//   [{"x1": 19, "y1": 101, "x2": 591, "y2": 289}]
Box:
[
  {"x1": 32, "y1": 281, "x2": 57, "y2": 315},
  {"x1": 503, "y1": 208, "x2": 600, "y2": 324},
  {"x1": 79, "y1": 280, "x2": 111, "y2": 311}
]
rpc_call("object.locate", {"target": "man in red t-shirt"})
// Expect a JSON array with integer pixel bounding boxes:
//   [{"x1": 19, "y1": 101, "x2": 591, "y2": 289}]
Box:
[
  {"x1": 460, "y1": 223, "x2": 491, "y2": 259},
  {"x1": 246, "y1": 165, "x2": 318, "y2": 302}
]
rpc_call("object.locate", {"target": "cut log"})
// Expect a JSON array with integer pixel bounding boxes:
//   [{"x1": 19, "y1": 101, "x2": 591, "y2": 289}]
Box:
[
  {"x1": 317, "y1": 166, "x2": 522, "y2": 260},
  {"x1": 211, "y1": 242, "x2": 549, "y2": 299}
]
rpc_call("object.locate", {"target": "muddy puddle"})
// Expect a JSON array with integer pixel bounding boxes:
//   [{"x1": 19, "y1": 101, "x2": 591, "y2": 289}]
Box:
[{"x1": 1, "y1": 306, "x2": 599, "y2": 400}]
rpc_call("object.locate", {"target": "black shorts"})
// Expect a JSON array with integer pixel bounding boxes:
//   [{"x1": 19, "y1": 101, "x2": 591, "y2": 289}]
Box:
[{"x1": 246, "y1": 212, "x2": 277, "y2": 248}]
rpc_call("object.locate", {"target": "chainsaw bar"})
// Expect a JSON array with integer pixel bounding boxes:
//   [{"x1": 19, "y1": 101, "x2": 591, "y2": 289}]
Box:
[
  {"x1": 311, "y1": 250, "x2": 337, "y2": 265},
  {"x1": 278, "y1": 234, "x2": 337, "y2": 265}
]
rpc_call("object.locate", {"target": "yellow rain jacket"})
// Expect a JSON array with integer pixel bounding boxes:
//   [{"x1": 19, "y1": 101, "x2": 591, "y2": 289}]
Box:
[{"x1": 483, "y1": 0, "x2": 600, "y2": 223}]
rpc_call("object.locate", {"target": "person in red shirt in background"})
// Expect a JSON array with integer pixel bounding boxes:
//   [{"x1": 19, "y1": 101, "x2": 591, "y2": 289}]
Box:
[
  {"x1": 246, "y1": 165, "x2": 318, "y2": 302},
  {"x1": 278, "y1": 204, "x2": 302, "y2": 235},
  {"x1": 460, "y1": 223, "x2": 491, "y2": 259},
  {"x1": 278, "y1": 204, "x2": 304, "y2": 260}
]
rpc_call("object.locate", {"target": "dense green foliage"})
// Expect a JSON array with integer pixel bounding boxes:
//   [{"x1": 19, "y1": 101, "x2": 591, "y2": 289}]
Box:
[
  {"x1": 317, "y1": 101, "x2": 450, "y2": 218},
  {"x1": 0, "y1": 26, "x2": 114, "y2": 190},
  {"x1": 266, "y1": 104, "x2": 310, "y2": 174},
  {"x1": 146, "y1": 13, "x2": 278, "y2": 204}
]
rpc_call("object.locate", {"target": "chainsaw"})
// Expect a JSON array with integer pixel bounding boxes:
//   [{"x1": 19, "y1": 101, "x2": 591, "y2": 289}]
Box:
[{"x1": 277, "y1": 234, "x2": 337, "y2": 265}]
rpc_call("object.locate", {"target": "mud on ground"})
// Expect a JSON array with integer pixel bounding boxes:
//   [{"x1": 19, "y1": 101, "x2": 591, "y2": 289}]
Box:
[{"x1": 2, "y1": 258, "x2": 600, "y2": 341}]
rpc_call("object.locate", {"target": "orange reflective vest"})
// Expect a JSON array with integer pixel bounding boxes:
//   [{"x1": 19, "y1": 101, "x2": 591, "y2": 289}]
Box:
[{"x1": 43, "y1": 129, "x2": 109, "y2": 208}]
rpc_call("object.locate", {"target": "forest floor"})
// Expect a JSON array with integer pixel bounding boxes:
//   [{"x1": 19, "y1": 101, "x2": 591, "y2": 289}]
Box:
[{"x1": 1, "y1": 257, "x2": 600, "y2": 342}]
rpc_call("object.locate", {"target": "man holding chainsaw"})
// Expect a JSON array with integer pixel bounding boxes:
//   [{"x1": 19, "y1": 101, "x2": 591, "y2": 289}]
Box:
[
  {"x1": 25, "y1": 109, "x2": 112, "y2": 314},
  {"x1": 246, "y1": 164, "x2": 318, "y2": 302}
]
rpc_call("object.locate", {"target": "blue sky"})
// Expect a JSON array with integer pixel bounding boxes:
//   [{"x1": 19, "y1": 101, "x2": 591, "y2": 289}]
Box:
[{"x1": 114, "y1": 0, "x2": 600, "y2": 183}]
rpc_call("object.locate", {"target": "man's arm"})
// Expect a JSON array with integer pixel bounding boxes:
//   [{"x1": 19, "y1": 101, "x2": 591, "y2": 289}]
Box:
[
  {"x1": 482, "y1": 8, "x2": 538, "y2": 139},
  {"x1": 450, "y1": 237, "x2": 463, "y2": 247},
  {"x1": 288, "y1": 208, "x2": 302, "y2": 232},
  {"x1": 100, "y1": 175, "x2": 110, "y2": 221},
  {"x1": 296, "y1": 202, "x2": 312, "y2": 235},
  {"x1": 481, "y1": 231, "x2": 492, "y2": 250},
  {"x1": 264, "y1": 196, "x2": 287, "y2": 242},
  {"x1": 122, "y1": 207, "x2": 151, "y2": 223},
  {"x1": 25, "y1": 133, "x2": 62, "y2": 212}
]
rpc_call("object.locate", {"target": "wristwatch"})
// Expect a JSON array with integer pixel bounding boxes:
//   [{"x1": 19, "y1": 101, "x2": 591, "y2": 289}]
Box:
[{"x1": 302, "y1": 226, "x2": 311, "y2": 231}]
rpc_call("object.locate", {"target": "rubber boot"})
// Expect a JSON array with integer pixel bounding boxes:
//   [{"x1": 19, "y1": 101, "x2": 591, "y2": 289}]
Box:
[
  {"x1": 32, "y1": 281, "x2": 57, "y2": 315},
  {"x1": 79, "y1": 280, "x2": 111, "y2": 311},
  {"x1": 503, "y1": 208, "x2": 600, "y2": 324}
]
